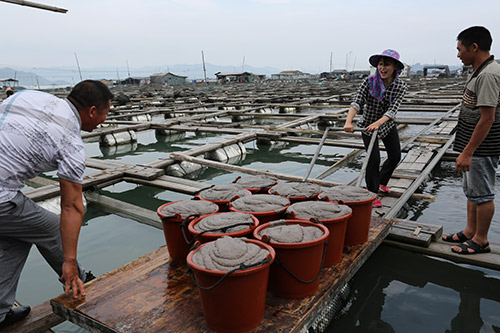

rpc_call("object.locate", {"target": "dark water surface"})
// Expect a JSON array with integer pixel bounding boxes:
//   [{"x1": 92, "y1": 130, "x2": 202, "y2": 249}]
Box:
[{"x1": 15, "y1": 128, "x2": 500, "y2": 333}]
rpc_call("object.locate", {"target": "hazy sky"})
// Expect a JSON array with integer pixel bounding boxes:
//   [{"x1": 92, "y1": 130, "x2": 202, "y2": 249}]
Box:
[{"x1": 1, "y1": 0, "x2": 500, "y2": 73}]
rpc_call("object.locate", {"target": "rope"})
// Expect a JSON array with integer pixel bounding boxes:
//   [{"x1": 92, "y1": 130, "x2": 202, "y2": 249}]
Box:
[
  {"x1": 188, "y1": 256, "x2": 273, "y2": 290},
  {"x1": 180, "y1": 214, "x2": 200, "y2": 243},
  {"x1": 274, "y1": 240, "x2": 328, "y2": 284}
]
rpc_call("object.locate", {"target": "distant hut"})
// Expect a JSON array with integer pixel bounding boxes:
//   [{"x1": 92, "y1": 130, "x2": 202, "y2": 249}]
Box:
[
  {"x1": 271, "y1": 70, "x2": 311, "y2": 81},
  {"x1": 423, "y1": 65, "x2": 450, "y2": 78},
  {"x1": 121, "y1": 77, "x2": 148, "y2": 85},
  {"x1": 150, "y1": 72, "x2": 187, "y2": 85},
  {"x1": 0, "y1": 78, "x2": 19, "y2": 89},
  {"x1": 214, "y1": 72, "x2": 254, "y2": 83}
]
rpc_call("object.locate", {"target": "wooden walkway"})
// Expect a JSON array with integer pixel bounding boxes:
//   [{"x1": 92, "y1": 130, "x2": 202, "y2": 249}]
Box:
[{"x1": 50, "y1": 218, "x2": 391, "y2": 332}]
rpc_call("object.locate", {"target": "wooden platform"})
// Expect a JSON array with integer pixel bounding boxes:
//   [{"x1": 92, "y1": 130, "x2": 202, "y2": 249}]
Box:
[{"x1": 50, "y1": 217, "x2": 391, "y2": 332}]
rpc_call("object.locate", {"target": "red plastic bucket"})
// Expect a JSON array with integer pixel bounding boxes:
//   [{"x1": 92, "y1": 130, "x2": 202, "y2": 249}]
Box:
[
  {"x1": 233, "y1": 175, "x2": 280, "y2": 194},
  {"x1": 229, "y1": 194, "x2": 290, "y2": 224},
  {"x1": 253, "y1": 220, "x2": 329, "y2": 298},
  {"x1": 195, "y1": 184, "x2": 252, "y2": 212},
  {"x1": 187, "y1": 238, "x2": 275, "y2": 332},
  {"x1": 338, "y1": 197, "x2": 375, "y2": 246},
  {"x1": 157, "y1": 200, "x2": 218, "y2": 263},
  {"x1": 188, "y1": 212, "x2": 259, "y2": 244},
  {"x1": 268, "y1": 181, "x2": 322, "y2": 202},
  {"x1": 286, "y1": 204, "x2": 352, "y2": 266}
]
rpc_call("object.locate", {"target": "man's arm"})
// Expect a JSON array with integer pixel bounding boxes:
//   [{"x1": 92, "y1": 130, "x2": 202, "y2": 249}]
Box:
[
  {"x1": 59, "y1": 178, "x2": 86, "y2": 298},
  {"x1": 455, "y1": 106, "x2": 495, "y2": 173}
]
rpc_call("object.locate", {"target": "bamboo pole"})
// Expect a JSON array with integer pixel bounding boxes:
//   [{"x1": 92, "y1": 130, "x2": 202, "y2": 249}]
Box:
[
  {"x1": 1, "y1": 0, "x2": 67, "y2": 13},
  {"x1": 169, "y1": 152, "x2": 343, "y2": 187}
]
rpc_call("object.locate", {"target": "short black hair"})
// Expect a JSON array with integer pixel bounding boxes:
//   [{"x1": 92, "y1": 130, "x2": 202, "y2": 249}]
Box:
[
  {"x1": 457, "y1": 26, "x2": 492, "y2": 51},
  {"x1": 68, "y1": 80, "x2": 114, "y2": 111}
]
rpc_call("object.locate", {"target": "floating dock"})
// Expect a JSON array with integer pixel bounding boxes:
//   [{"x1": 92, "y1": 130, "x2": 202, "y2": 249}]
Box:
[{"x1": 3, "y1": 78, "x2": 500, "y2": 332}]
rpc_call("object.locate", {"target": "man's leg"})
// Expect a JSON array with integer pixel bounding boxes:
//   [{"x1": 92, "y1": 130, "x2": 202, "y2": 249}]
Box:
[
  {"x1": 472, "y1": 200, "x2": 494, "y2": 245},
  {"x1": 0, "y1": 237, "x2": 31, "y2": 322}
]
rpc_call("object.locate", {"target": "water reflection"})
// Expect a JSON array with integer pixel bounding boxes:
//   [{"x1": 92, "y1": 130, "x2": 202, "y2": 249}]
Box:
[{"x1": 330, "y1": 245, "x2": 500, "y2": 332}]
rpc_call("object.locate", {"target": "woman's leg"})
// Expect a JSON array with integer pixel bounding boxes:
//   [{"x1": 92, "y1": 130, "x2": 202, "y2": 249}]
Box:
[{"x1": 379, "y1": 127, "x2": 401, "y2": 186}]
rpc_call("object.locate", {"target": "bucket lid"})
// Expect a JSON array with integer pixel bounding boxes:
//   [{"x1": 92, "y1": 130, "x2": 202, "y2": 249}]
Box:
[
  {"x1": 191, "y1": 236, "x2": 270, "y2": 271},
  {"x1": 230, "y1": 194, "x2": 290, "y2": 212},
  {"x1": 193, "y1": 212, "x2": 255, "y2": 233},
  {"x1": 234, "y1": 175, "x2": 279, "y2": 189},
  {"x1": 198, "y1": 184, "x2": 251, "y2": 201},
  {"x1": 159, "y1": 200, "x2": 218, "y2": 218},
  {"x1": 259, "y1": 220, "x2": 324, "y2": 243},
  {"x1": 318, "y1": 185, "x2": 375, "y2": 202},
  {"x1": 269, "y1": 181, "x2": 321, "y2": 198},
  {"x1": 287, "y1": 201, "x2": 352, "y2": 220}
]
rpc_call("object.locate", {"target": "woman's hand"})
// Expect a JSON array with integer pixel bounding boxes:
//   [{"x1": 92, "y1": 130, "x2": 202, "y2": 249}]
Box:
[
  {"x1": 344, "y1": 121, "x2": 354, "y2": 133},
  {"x1": 365, "y1": 121, "x2": 380, "y2": 132}
]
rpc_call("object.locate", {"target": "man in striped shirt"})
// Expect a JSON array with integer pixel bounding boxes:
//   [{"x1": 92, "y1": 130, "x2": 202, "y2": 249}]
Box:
[{"x1": 443, "y1": 26, "x2": 500, "y2": 255}]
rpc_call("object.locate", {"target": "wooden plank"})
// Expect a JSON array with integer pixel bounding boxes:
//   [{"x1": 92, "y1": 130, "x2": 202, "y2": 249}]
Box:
[
  {"x1": 384, "y1": 239, "x2": 500, "y2": 272},
  {"x1": 387, "y1": 226, "x2": 433, "y2": 247},
  {"x1": 85, "y1": 191, "x2": 162, "y2": 229},
  {"x1": 391, "y1": 218, "x2": 443, "y2": 240},
  {"x1": 51, "y1": 217, "x2": 391, "y2": 332},
  {"x1": 2, "y1": 300, "x2": 64, "y2": 333}
]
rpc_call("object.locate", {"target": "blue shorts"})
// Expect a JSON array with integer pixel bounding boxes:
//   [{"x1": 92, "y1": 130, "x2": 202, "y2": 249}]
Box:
[{"x1": 463, "y1": 156, "x2": 499, "y2": 205}]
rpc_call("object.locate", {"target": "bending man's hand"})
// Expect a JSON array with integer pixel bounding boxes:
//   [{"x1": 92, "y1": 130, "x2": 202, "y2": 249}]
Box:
[{"x1": 62, "y1": 259, "x2": 85, "y2": 298}]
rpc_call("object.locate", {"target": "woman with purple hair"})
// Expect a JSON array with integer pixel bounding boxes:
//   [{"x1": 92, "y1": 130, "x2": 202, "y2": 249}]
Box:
[{"x1": 344, "y1": 49, "x2": 408, "y2": 207}]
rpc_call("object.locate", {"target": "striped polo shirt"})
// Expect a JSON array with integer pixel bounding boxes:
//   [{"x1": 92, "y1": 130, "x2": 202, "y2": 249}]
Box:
[{"x1": 454, "y1": 60, "x2": 500, "y2": 156}]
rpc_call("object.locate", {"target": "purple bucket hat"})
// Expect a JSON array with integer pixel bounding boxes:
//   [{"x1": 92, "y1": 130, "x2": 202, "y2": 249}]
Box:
[{"x1": 369, "y1": 49, "x2": 404, "y2": 70}]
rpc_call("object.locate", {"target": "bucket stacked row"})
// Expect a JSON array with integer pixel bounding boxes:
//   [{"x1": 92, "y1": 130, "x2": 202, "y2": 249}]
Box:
[{"x1": 156, "y1": 176, "x2": 376, "y2": 332}]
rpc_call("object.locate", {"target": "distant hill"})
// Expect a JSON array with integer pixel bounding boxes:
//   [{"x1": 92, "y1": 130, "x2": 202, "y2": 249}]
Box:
[{"x1": 0, "y1": 67, "x2": 70, "y2": 88}]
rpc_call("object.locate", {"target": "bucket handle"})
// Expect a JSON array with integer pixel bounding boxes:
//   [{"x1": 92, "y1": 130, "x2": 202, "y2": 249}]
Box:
[
  {"x1": 188, "y1": 255, "x2": 273, "y2": 290},
  {"x1": 193, "y1": 184, "x2": 215, "y2": 197},
  {"x1": 160, "y1": 213, "x2": 182, "y2": 221},
  {"x1": 180, "y1": 214, "x2": 200, "y2": 244},
  {"x1": 188, "y1": 222, "x2": 254, "y2": 246},
  {"x1": 274, "y1": 240, "x2": 328, "y2": 284}
]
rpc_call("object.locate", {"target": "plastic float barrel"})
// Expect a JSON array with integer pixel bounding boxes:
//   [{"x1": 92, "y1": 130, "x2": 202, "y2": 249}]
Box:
[
  {"x1": 100, "y1": 130, "x2": 137, "y2": 146},
  {"x1": 187, "y1": 238, "x2": 275, "y2": 332},
  {"x1": 253, "y1": 220, "x2": 329, "y2": 298},
  {"x1": 205, "y1": 142, "x2": 246, "y2": 163}
]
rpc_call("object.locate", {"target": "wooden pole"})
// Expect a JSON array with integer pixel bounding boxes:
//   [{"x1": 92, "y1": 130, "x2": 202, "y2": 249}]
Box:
[{"x1": 1, "y1": 0, "x2": 67, "y2": 13}]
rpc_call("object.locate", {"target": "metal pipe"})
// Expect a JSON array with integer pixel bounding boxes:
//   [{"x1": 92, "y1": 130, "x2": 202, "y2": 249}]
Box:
[
  {"x1": 303, "y1": 126, "x2": 331, "y2": 181},
  {"x1": 355, "y1": 129, "x2": 378, "y2": 188}
]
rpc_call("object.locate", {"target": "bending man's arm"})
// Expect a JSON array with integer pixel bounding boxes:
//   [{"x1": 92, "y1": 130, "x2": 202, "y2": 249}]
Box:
[
  {"x1": 455, "y1": 106, "x2": 495, "y2": 173},
  {"x1": 59, "y1": 178, "x2": 86, "y2": 298}
]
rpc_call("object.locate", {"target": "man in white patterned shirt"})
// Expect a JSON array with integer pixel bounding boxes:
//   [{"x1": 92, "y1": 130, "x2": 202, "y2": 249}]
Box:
[{"x1": 0, "y1": 80, "x2": 113, "y2": 328}]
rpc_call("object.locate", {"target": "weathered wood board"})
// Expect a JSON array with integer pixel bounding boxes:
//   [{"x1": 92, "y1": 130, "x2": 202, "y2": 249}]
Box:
[{"x1": 51, "y1": 217, "x2": 391, "y2": 332}]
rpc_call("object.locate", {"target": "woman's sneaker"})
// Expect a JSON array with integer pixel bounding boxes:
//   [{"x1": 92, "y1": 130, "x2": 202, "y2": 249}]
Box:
[
  {"x1": 373, "y1": 198, "x2": 382, "y2": 208},
  {"x1": 379, "y1": 185, "x2": 389, "y2": 193}
]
